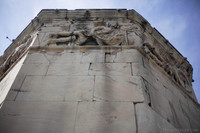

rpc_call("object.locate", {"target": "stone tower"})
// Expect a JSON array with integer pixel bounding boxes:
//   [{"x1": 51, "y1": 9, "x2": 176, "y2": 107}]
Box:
[{"x1": 0, "y1": 9, "x2": 199, "y2": 133}]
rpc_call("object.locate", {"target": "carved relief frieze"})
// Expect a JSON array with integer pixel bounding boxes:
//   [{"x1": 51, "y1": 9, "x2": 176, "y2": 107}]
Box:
[
  {"x1": 47, "y1": 21, "x2": 143, "y2": 46},
  {"x1": 0, "y1": 35, "x2": 34, "y2": 78},
  {"x1": 141, "y1": 42, "x2": 193, "y2": 92}
]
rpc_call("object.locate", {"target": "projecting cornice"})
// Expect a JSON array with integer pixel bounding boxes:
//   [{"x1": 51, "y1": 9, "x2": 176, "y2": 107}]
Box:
[{"x1": 0, "y1": 9, "x2": 194, "y2": 100}]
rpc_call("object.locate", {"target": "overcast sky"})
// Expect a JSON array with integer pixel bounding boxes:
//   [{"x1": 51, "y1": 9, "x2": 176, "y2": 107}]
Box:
[{"x1": 0, "y1": 0, "x2": 200, "y2": 102}]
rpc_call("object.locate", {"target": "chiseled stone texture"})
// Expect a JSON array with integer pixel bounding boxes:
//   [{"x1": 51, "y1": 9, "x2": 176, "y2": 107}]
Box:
[
  {"x1": 81, "y1": 52, "x2": 104, "y2": 63},
  {"x1": 16, "y1": 76, "x2": 94, "y2": 101},
  {"x1": 94, "y1": 76, "x2": 144, "y2": 102},
  {"x1": 0, "y1": 101, "x2": 77, "y2": 133},
  {"x1": 89, "y1": 63, "x2": 132, "y2": 76},
  {"x1": 75, "y1": 102, "x2": 136, "y2": 133},
  {"x1": 135, "y1": 103, "x2": 181, "y2": 133},
  {"x1": 47, "y1": 63, "x2": 89, "y2": 76}
]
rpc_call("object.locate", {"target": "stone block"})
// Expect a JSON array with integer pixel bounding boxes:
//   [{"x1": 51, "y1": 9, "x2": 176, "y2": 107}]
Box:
[
  {"x1": 165, "y1": 89, "x2": 192, "y2": 130},
  {"x1": 148, "y1": 84, "x2": 172, "y2": 122},
  {"x1": 0, "y1": 101, "x2": 77, "y2": 133},
  {"x1": 135, "y1": 103, "x2": 180, "y2": 133},
  {"x1": 189, "y1": 118, "x2": 200, "y2": 132},
  {"x1": 141, "y1": 74, "x2": 167, "y2": 98},
  {"x1": 89, "y1": 63, "x2": 131, "y2": 76},
  {"x1": 47, "y1": 63, "x2": 89, "y2": 76},
  {"x1": 51, "y1": 52, "x2": 82, "y2": 64},
  {"x1": 16, "y1": 76, "x2": 94, "y2": 101},
  {"x1": 5, "y1": 90, "x2": 17, "y2": 101},
  {"x1": 81, "y1": 52, "x2": 104, "y2": 63},
  {"x1": 114, "y1": 51, "x2": 143, "y2": 63},
  {"x1": 24, "y1": 52, "x2": 49, "y2": 64},
  {"x1": 187, "y1": 99, "x2": 200, "y2": 123},
  {"x1": 18, "y1": 63, "x2": 49, "y2": 76},
  {"x1": 105, "y1": 52, "x2": 116, "y2": 63},
  {"x1": 94, "y1": 76, "x2": 144, "y2": 102},
  {"x1": 74, "y1": 102, "x2": 136, "y2": 133},
  {"x1": 131, "y1": 63, "x2": 149, "y2": 77},
  {"x1": 10, "y1": 75, "x2": 26, "y2": 91}
]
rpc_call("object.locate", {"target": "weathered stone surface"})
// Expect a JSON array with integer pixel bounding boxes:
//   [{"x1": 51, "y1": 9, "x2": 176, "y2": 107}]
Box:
[
  {"x1": 94, "y1": 76, "x2": 144, "y2": 102},
  {"x1": 135, "y1": 103, "x2": 180, "y2": 133},
  {"x1": 127, "y1": 31, "x2": 142, "y2": 45},
  {"x1": 0, "y1": 101, "x2": 77, "y2": 133},
  {"x1": 47, "y1": 63, "x2": 89, "y2": 76},
  {"x1": 148, "y1": 84, "x2": 172, "y2": 122},
  {"x1": 24, "y1": 52, "x2": 49, "y2": 64},
  {"x1": 81, "y1": 52, "x2": 104, "y2": 63},
  {"x1": 4, "y1": 90, "x2": 17, "y2": 101},
  {"x1": 105, "y1": 52, "x2": 116, "y2": 63},
  {"x1": 18, "y1": 63, "x2": 49, "y2": 76},
  {"x1": 10, "y1": 75, "x2": 26, "y2": 91},
  {"x1": 165, "y1": 88, "x2": 192, "y2": 131},
  {"x1": 74, "y1": 102, "x2": 136, "y2": 133},
  {"x1": 51, "y1": 52, "x2": 82, "y2": 64},
  {"x1": 89, "y1": 63, "x2": 131, "y2": 76},
  {"x1": 16, "y1": 76, "x2": 94, "y2": 101},
  {"x1": 114, "y1": 51, "x2": 143, "y2": 63},
  {"x1": 187, "y1": 99, "x2": 200, "y2": 130},
  {"x1": 131, "y1": 63, "x2": 150, "y2": 76}
]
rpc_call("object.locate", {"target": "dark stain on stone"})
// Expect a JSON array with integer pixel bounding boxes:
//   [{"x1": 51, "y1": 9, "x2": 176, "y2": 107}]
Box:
[
  {"x1": 127, "y1": 81, "x2": 137, "y2": 85},
  {"x1": 7, "y1": 113, "x2": 20, "y2": 116}
]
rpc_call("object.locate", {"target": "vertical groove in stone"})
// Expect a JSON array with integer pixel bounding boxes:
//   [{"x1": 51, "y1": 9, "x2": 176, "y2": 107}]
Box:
[
  {"x1": 133, "y1": 103, "x2": 138, "y2": 133},
  {"x1": 142, "y1": 77, "x2": 151, "y2": 107},
  {"x1": 93, "y1": 75, "x2": 96, "y2": 101},
  {"x1": 142, "y1": 57, "x2": 145, "y2": 68},
  {"x1": 88, "y1": 62, "x2": 92, "y2": 75},
  {"x1": 130, "y1": 62, "x2": 133, "y2": 76},
  {"x1": 73, "y1": 102, "x2": 79, "y2": 133},
  {"x1": 45, "y1": 62, "x2": 50, "y2": 76},
  {"x1": 125, "y1": 30, "x2": 128, "y2": 45},
  {"x1": 37, "y1": 33, "x2": 41, "y2": 46}
]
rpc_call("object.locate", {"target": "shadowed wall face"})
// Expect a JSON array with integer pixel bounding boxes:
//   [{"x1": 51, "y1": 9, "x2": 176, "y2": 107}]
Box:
[{"x1": 0, "y1": 9, "x2": 199, "y2": 133}]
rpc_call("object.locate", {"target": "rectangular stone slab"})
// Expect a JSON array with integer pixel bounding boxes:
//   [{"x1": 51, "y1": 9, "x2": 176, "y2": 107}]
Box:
[
  {"x1": 74, "y1": 102, "x2": 136, "y2": 133},
  {"x1": 94, "y1": 76, "x2": 144, "y2": 102},
  {"x1": 18, "y1": 64, "x2": 49, "y2": 76},
  {"x1": 47, "y1": 63, "x2": 89, "y2": 76},
  {"x1": 50, "y1": 52, "x2": 82, "y2": 64},
  {"x1": 89, "y1": 63, "x2": 132, "y2": 76},
  {"x1": 16, "y1": 76, "x2": 94, "y2": 101},
  {"x1": 0, "y1": 101, "x2": 77, "y2": 133},
  {"x1": 81, "y1": 52, "x2": 104, "y2": 63},
  {"x1": 135, "y1": 103, "x2": 180, "y2": 133},
  {"x1": 24, "y1": 52, "x2": 49, "y2": 64}
]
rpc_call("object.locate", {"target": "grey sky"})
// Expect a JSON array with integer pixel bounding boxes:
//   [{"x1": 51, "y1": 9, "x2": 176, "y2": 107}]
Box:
[{"x1": 0, "y1": 0, "x2": 200, "y2": 102}]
